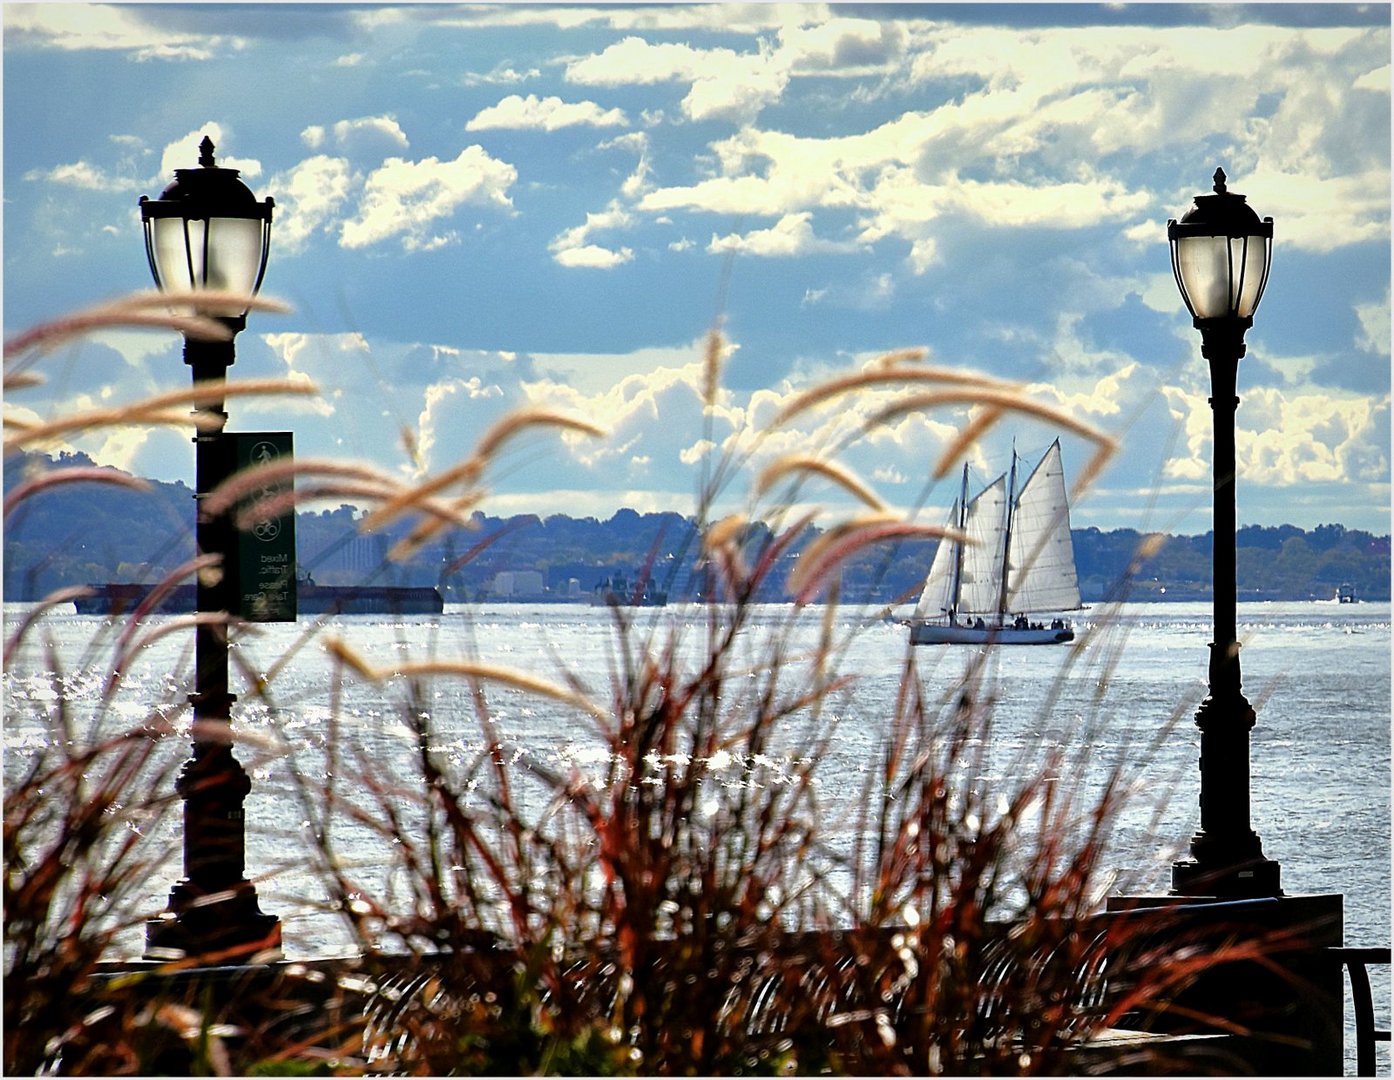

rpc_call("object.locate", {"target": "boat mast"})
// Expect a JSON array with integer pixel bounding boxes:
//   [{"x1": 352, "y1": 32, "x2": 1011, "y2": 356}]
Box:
[
  {"x1": 949, "y1": 461, "x2": 969, "y2": 620},
  {"x1": 996, "y1": 446, "x2": 1019, "y2": 624}
]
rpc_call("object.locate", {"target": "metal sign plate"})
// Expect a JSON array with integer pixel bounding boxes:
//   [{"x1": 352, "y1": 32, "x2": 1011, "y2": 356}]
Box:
[{"x1": 231, "y1": 432, "x2": 297, "y2": 622}]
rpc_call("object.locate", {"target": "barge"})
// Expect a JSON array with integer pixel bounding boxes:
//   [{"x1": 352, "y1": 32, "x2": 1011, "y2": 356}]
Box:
[{"x1": 73, "y1": 581, "x2": 445, "y2": 617}]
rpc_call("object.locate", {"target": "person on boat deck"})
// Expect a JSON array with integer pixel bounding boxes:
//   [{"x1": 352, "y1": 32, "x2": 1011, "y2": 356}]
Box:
[
  {"x1": 974, "y1": 617, "x2": 986, "y2": 629},
  {"x1": 1013, "y1": 613, "x2": 1028, "y2": 629}
]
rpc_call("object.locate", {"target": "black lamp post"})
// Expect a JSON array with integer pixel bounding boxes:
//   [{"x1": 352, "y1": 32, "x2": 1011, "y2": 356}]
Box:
[
  {"x1": 141, "y1": 136, "x2": 282, "y2": 958},
  {"x1": 1167, "y1": 167, "x2": 1282, "y2": 898}
]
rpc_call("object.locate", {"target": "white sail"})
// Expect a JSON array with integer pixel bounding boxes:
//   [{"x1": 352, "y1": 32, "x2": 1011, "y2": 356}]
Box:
[
  {"x1": 908, "y1": 442, "x2": 1081, "y2": 646},
  {"x1": 915, "y1": 497, "x2": 959, "y2": 616},
  {"x1": 957, "y1": 473, "x2": 1008, "y2": 614},
  {"x1": 1004, "y1": 440, "x2": 1081, "y2": 614}
]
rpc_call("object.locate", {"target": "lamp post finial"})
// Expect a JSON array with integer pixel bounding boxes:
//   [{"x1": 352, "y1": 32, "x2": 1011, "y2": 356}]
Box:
[
  {"x1": 1213, "y1": 167, "x2": 1228, "y2": 194},
  {"x1": 199, "y1": 136, "x2": 217, "y2": 168}
]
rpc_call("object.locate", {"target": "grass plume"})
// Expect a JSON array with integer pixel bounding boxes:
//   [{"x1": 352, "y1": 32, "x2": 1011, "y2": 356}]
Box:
[{"x1": 4, "y1": 295, "x2": 1308, "y2": 1077}]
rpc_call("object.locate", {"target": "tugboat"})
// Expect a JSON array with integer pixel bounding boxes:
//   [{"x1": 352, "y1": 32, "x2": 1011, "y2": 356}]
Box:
[
  {"x1": 1335, "y1": 583, "x2": 1358, "y2": 603},
  {"x1": 591, "y1": 570, "x2": 668, "y2": 607}
]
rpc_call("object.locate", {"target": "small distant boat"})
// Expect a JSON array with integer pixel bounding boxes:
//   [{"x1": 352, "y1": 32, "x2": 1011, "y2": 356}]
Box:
[
  {"x1": 1335, "y1": 583, "x2": 1358, "y2": 603},
  {"x1": 907, "y1": 440, "x2": 1081, "y2": 646},
  {"x1": 591, "y1": 570, "x2": 668, "y2": 607},
  {"x1": 73, "y1": 580, "x2": 444, "y2": 616}
]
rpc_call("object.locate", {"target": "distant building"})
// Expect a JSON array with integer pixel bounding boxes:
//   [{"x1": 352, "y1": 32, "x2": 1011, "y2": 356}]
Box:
[{"x1": 489, "y1": 570, "x2": 545, "y2": 598}]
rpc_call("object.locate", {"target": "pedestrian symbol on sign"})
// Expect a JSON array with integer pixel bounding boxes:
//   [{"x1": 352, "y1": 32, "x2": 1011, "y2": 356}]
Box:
[{"x1": 248, "y1": 441, "x2": 282, "y2": 542}]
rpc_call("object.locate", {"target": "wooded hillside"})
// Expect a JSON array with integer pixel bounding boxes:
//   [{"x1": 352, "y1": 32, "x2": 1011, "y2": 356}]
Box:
[{"x1": 5, "y1": 451, "x2": 1389, "y2": 604}]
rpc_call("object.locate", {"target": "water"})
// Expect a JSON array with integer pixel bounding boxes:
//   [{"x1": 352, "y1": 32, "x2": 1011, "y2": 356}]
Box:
[{"x1": 5, "y1": 599, "x2": 1389, "y2": 1069}]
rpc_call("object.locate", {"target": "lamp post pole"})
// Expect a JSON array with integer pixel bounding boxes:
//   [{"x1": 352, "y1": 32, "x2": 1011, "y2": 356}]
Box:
[
  {"x1": 141, "y1": 137, "x2": 281, "y2": 959},
  {"x1": 1167, "y1": 169, "x2": 1281, "y2": 898},
  {"x1": 1105, "y1": 170, "x2": 1341, "y2": 1076}
]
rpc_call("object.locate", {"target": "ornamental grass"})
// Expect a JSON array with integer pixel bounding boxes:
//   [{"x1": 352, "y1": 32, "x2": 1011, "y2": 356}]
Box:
[{"x1": 4, "y1": 296, "x2": 1290, "y2": 1075}]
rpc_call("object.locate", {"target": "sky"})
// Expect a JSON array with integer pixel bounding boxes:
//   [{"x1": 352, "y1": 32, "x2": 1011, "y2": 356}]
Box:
[{"x1": 4, "y1": 3, "x2": 1390, "y2": 536}]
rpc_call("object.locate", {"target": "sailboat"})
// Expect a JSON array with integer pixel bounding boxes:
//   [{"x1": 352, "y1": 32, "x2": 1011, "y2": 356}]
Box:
[{"x1": 908, "y1": 439, "x2": 1081, "y2": 646}]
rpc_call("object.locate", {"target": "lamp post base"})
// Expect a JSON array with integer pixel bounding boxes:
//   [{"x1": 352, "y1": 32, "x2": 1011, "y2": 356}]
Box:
[
  {"x1": 145, "y1": 882, "x2": 282, "y2": 963},
  {"x1": 1105, "y1": 891, "x2": 1343, "y2": 1075},
  {"x1": 1171, "y1": 852, "x2": 1282, "y2": 898}
]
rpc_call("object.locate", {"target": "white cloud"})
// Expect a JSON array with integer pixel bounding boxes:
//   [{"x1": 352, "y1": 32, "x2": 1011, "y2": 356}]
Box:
[
  {"x1": 1138, "y1": 271, "x2": 1184, "y2": 315},
  {"x1": 3, "y1": 3, "x2": 230, "y2": 59},
  {"x1": 777, "y1": 16, "x2": 902, "y2": 74},
  {"x1": 416, "y1": 377, "x2": 508, "y2": 475},
  {"x1": 158, "y1": 126, "x2": 261, "y2": 181},
  {"x1": 1355, "y1": 289, "x2": 1391, "y2": 357},
  {"x1": 1240, "y1": 168, "x2": 1390, "y2": 254},
  {"x1": 262, "y1": 331, "x2": 369, "y2": 395},
  {"x1": 3, "y1": 7, "x2": 1386, "y2": 532},
  {"x1": 561, "y1": 14, "x2": 903, "y2": 127},
  {"x1": 681, "y1": 47, "x2": 790, "y2": 124},
  {"x1": 901, "y1": 24, "x2": 1390, "y2": 250},
  {"x1": 565, "y1": 35, "x2": 791, "y2": 123},
  {"x1": 22, "y1": 161, "x2": 112, "y2": 190},
  {"x1": 644, "y1": 129, "x2": 1148, "y2": 271},
  {"x1": 297, "y1": 117, "x2": 409, "y2": 154},
  {"x1": 466, "y1": 94, "x2": 628, "y2": 131},
  {"x1": 622, "y1": 22, "x2": 1387, "y2": 267},
  {"x1": 461, "y1": 65, "x2": 542, "y2": 87},
  {"x1": 330, "y1": 115, "x2": 410, "y2": 154},
  {"x1": 553, "y1": 244, "x2": 634, "y2": 269},
  {"x1": 1354, "y1": 63, "x2": 1390, "y2": 92},
  {"x1": 267, "y1": 156, "x2": 355, "y2": 255},
  {"x1": 565, "y1": 36, "x2": 707, "y2": 86},
  {"x1": 341, "y1": 147, "x2": 517, "y2": 251},
  {"x1": 531, "y1": 339, "x2": 713, "y2": 395},
  {"x1": 1162, "y1": 382, "x2": 1390, "y2": 485},
  {"x1": 549, "y1": 202, "x2": 636, "y2": 268},
  {"x1": 601, "y1": 132, "x2": 653, "y2": 199},
  {"x1": 708, "y1": 212, "x2": 858, "y2": 258}
]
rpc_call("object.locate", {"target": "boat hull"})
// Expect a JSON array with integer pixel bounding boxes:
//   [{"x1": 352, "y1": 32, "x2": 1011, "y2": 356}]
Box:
[
  {"x1": 908, "y1": 620, "x2": 1074, "y2": 646},
  {"x1": 590, "y1": 591, "x2": 668, "y2": 607},
  {"x1": 73, "y1": 582, "x2": 444, "y2": 616}
]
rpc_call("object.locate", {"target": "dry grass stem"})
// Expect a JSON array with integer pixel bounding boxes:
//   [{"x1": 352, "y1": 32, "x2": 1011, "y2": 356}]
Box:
[
  {"x1": 787, "y1": 517, "x2": 964, "y2": 604},
  {"x1": 106, "y1": 614, "x2": 231, "y2": 697},
  {"x1": 868, "y1": 387, "x2": 1112, "y2": 447},
  {"x1": 930, "y1": 405, "x2": 1006, "y2": 479},
  {"x1": 202, "y1": 458, "x2": 399, "y2": 517},
  {"x1": 772, "y1": 365, "x2": 1017, "y2": 427},
  {"x1": 868, "y1": 387, "x2": 1118, "y2": 500},
  {"x1": 385, "y1": 491, "x2": 487, "y2": 562},
  {"x1": 3, "y1": 586, "x2": 94, "y2": 666},
  {"x1": 3, "y1": 371, "x2": 43, "y2": 391},
  {"x1": 756, "y1": 454, "x2": 887, "y2": 512},
  {"x1": 322, "y1": 637, "x2": 377, "y2": 681},
  {"x1": 3, "y1": 466, "x2": 151, "y2": 519},
  {"x1": 703, "y1": 514, "x2": 749, "y2": 553},
  {"x1": 473, "y1": 406, "x2": 607, "y2": 462},
  {"x1": 702, "y1": 327, "x2": 725, "y2": 409},
  {"x1": 3, "y1": 292, "x2": 289, "y2": 362},
  {"x1": 869, "y1": 347, "x2": 929, "y2": 368},
  {"x1": 4, "y1": 379, "x2": 317, "y2": 452},
  {"x1": 359, "y1": 408, "x2": 604, "y2": 535},
  {"x1": 323, "y1": 639, "x2": 606, "y2": 721},
  {"x1": 9, "y1": 297, "x2": 1247, "y2": 1077}
]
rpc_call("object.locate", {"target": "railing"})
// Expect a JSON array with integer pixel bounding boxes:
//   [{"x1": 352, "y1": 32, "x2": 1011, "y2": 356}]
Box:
[
  {"x1": 64, "y1": 926, "x2": 1387, "y2": 1075},
  {"x1": 1332, "y1": 946, "x2": 1392, "y2": 1076}
]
